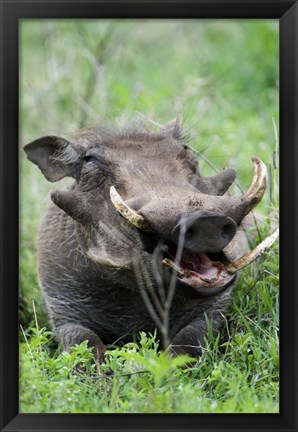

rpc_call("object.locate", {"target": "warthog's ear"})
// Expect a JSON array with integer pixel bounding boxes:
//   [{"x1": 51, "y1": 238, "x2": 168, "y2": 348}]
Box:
[
  {"x1": 161, "y1": 116, "x2": 182, "y2": 139},
  {"x1": 24, "y1": 136, "x2": 80, "y2": 182}
]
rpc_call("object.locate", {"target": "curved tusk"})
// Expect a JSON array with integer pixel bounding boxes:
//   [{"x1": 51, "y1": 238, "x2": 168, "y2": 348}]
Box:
[
  {"x1": 110, "y1": 186, "x2": 152, "y2": 233},
  {"x1": 226, "y1": 227, "x2": 279, "y2": 274},
  {"x1": 240, "y1": 157, "x2": 268, "y2": 217}
]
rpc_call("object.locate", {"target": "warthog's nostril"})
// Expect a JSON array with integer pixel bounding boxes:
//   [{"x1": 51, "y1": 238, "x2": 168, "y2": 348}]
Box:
[
  {"x1": 221, "y1": 223, "x2": 235, "y2": 241},
  {"x1": 185, "y1": 229, "x2": 193, "y2": 242},
  {"x1": 172, "y1": 211, "x2": 237, "y2": 253}
]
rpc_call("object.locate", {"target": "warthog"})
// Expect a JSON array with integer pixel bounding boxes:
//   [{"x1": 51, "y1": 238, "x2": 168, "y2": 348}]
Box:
[{"x1": 24, "y1": 118, "x2": 278, "y2": 361}]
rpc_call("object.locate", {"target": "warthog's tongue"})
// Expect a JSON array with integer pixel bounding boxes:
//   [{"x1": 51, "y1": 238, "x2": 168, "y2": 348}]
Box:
[{"x1": 162, "y1": 228, "x2": 279, "y2": 293}]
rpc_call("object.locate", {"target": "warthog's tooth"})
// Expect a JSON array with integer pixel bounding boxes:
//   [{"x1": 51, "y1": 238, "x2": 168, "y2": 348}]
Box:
[
  {"x1": 240, "y1": 157, "x2": 268, "y2": 217},
  {"x1": 226, "y1": 227, "x2": 279, "y2": 274},
  {"x1": 110, "y1": 186, "x2": 152, "y2": 233},
  {"x1": 162, "y1": 258, "x2": 185, "y2": 277}
]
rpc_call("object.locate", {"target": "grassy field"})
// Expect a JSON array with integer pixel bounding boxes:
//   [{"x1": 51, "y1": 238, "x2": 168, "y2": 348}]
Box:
[{"x1": 19, "y1": 19, "x2": 279, "y2": 413}]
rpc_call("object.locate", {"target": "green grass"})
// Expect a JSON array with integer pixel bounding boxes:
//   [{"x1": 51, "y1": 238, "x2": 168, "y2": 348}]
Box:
[{"x1": 19, "y1": 19, "x2": 279, "y2": 413}]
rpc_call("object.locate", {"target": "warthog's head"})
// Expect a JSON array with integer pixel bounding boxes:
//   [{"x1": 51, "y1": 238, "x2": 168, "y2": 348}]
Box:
[{"x1": 24, "y1": 119, "x2": 274, "y2": 298}]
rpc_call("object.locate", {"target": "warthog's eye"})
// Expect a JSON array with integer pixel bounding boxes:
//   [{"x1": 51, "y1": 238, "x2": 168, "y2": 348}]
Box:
[
  {"x1": 82, "y1": 151, "x2": 115, "y2": 181},
  {"x1": 83, "y1": 153, "x2": 101, "y2": 164}
]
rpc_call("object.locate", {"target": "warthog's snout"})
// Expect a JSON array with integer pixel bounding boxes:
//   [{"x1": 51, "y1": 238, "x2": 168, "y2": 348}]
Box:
[{"x1": 172, "y1": 211, "x2": 237, "y2": 253}]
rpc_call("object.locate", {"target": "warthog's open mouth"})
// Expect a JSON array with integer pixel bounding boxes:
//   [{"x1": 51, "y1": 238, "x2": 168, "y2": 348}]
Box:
[
  {"x1": 162, "y1": 250, "x2": 235, "y2": 295},
  {"x1": 162, "y1": 227, "x2": 279, "y2": 295}
]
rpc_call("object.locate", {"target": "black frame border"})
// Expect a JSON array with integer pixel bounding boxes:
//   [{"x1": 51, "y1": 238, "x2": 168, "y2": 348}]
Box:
[{"x1": 1, "y1": 1, "x2": 297, "y2": 431}]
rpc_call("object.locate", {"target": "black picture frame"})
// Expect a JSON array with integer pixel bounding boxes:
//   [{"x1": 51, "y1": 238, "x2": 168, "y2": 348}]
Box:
[{"x1": 1, "y1": 1, "x2": 297, "y2": 431}]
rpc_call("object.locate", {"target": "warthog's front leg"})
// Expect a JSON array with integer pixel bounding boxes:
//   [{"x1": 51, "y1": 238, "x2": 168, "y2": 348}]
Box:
[
  {"x1": 55, "y1": 323, "x2": 106, "y2": 363},
  {"x1": 171, "y1": 317, "x2": 217, "y2": 358}
]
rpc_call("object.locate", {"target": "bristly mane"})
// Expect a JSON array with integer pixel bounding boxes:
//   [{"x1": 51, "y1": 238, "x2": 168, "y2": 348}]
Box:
[{"x1": 70, "y1": 115, "x2": 193, "y2": 150}]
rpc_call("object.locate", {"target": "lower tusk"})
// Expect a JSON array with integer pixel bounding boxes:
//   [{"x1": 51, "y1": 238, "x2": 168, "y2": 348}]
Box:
[
  {"x1": 162, "y1": 258, "x2": 185, "y2": 278},
  {"x1": 110, "y1": 186, "x2": 152, "y2": 233},
  {"x1": 226, "y1": 227, "x2": 279, "y2": 274}
]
